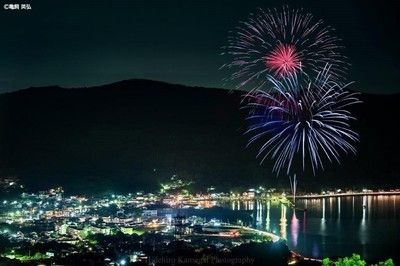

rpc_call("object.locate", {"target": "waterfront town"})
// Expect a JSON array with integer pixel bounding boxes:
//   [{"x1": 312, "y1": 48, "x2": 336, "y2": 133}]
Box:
[
  {"x1": 0, "y1": 176, "x2": 289, "y2": 265},
  {"x1": 0, "y1": 176, "x2": 398, "y2": 266}
]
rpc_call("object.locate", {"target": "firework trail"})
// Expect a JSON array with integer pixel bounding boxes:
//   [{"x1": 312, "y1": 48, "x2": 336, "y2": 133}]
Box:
[
  {"x1": 222, "y1": 6, "x2": 347, "y2": 93},
  {"x1": 244, "y1": 66, "x2": 360, "y2": 175}
]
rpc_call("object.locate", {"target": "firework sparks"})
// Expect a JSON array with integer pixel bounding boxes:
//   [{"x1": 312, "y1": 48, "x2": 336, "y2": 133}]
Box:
[
  {"x1": 244, "y1": 67, "x2": 360, "y2": 175},
  {"x1": 222, "y1": 6, "x2": 347, "y2": 92}
]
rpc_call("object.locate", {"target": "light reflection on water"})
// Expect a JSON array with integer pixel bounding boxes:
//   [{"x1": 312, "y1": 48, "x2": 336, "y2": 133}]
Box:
[
  {"x1": 227, "y1": 195, "x2": 400, "y2": 262},
  {"x1": 266, "y1": 200, "x2": 270, "y2": 231},
  {"x1": 279, "y1": 204, "x2": 287, "y2": 240},
  {"x1": 291, "y1": 211, "x2": 299, "y2": 247}
]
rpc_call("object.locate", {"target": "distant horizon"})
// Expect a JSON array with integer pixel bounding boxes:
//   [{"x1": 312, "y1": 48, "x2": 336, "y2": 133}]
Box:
[
  {"x1": 4, "y1": 77, "x2": 400, "y2": 96},
  {"x1": 3, "y1": 174, "x2": 400, "y2": 196}
]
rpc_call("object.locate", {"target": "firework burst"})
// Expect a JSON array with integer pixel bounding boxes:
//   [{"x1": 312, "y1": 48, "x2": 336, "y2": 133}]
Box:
[
  {"x1": 244, "y1": 67, "x2": 360, "y2": 175},
  {"x1": 265, "y1": 43, "x2": 302, "y2": 77},
  {"x1": 222, "y1": 6, "x2": 347, "y2": 92}
]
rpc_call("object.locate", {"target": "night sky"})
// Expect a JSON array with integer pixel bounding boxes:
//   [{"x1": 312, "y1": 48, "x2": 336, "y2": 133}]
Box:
[{"x1": 0, "y1": 0, "x2": 398, "y2": 93}]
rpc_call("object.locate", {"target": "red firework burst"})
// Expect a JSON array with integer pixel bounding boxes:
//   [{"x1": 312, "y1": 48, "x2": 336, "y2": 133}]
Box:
[{"x1": 265, "y1": 44, "x2": 302, "y2": 77}]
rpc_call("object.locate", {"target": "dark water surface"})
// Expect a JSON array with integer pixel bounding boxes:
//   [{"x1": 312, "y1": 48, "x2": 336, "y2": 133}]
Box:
[{"x1": 221, "y1": 196, "x2": 400, "y2": 263}]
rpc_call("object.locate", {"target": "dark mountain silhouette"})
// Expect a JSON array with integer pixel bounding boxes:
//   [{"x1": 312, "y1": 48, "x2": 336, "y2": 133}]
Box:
[{"x1": 0, "y1": 79, "x2": 398, "y2": 195}]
